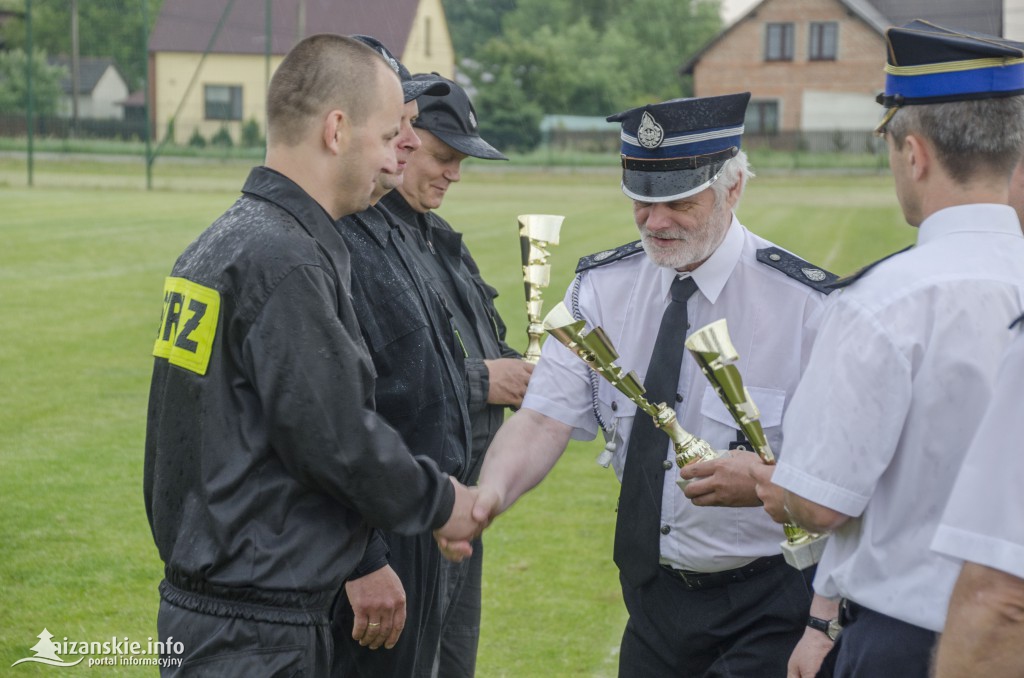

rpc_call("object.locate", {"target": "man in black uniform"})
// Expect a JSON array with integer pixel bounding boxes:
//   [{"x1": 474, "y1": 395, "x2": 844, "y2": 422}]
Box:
[
  {"x1": 144, "y1": 34, "x2": 479, "y2": 676},
  {"x1": 330, "y1": 40, "x2": 482, "y2": 678},
  {"x1": 380, "y1": 75, "x2": 533, "y2": 678}
]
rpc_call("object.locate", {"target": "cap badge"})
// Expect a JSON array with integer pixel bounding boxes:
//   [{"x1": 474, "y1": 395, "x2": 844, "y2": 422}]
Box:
[
  {"x1": 469, "y1": 110, "x2": 477, "y2": 130},
  {"x1": 637, "y1": 111, "x2": 664, "y2": 149},
  {"x1": 378, "y1": 48, "x2": 401, "y2": 75},
  {"x1": 802, "y1": 267, "x2": 827, "y2": 282}
]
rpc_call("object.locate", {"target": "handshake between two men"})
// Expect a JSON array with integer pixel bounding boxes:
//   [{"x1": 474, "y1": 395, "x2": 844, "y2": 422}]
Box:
[{"x1": 432, "y1": 478, "x2": 502, "y2": 562}]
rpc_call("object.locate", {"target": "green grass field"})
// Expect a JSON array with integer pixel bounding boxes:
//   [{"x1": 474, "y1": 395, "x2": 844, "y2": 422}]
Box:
[{"x1": 0, "y1": 155, "x2": 914, "y2": 676}]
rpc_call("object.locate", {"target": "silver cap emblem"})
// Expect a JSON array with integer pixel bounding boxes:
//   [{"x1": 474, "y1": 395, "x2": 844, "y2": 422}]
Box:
[
  {"x1": 637, "y1": 111, "x2": 664, "y2": 149},
  {"x1": 802, "y1": 267, "x2": 827, "y2": 282},
  {"x1": 469, "y1": 110, "x2": 477, "y2": 130},
  {"x1": 378, "y1": 48, "x2": 401, "y2": 75}
]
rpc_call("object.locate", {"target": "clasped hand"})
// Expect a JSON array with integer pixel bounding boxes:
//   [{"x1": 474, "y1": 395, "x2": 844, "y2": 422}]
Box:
[
  {"x1": 433, "y1": 480, "x2": 503, "y2": 561},
  {"x1": 679, "y1": 449, "x2": 765, "y2": 507}
]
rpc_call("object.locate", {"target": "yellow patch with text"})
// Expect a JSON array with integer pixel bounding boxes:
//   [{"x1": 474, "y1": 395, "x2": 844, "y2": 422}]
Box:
[{"x1": 153, "y1": 277, "x2": 220, "y2": 376}]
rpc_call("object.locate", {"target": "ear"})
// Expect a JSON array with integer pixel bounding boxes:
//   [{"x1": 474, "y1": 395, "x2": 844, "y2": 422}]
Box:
[
  {"x1": 904, "y1": 133, "x2": 930, "y2": 182},
  {"x1": 723, "y1": 176, "x2": 743, "y2": 210},
  {"x1": 323, "y1": 110, "x2": 347, "y2": 155}
]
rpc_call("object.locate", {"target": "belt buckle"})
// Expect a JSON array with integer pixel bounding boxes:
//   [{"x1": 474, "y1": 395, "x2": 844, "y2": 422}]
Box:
[
  {"x1": 678, "y1": 570, "x2": 701, "y2": 590},
  {"x1": 838, "y1": 598, "x2": 853, "y2": 626}
]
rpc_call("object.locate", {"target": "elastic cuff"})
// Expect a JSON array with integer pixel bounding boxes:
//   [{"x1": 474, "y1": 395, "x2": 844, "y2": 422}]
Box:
[{"x1": 430, "y1": 475, "x2": 457, "y2": 531}]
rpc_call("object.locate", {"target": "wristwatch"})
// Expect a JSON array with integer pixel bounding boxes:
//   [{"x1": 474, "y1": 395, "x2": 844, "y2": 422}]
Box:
[{"x1": 807, "y1": 615, "x2": 841, "y2": 641}]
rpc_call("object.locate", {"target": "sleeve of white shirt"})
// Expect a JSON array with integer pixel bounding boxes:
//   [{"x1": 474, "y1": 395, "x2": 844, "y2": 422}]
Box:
[
  {"x1": 772, "y1": 295, "x2": 913, "y2": 517},
  {"x1": 932, "y1": 331, "x2": 1024, "y2": 579},
  {"x1": 520, "y1": 274, "x2": 601, "y2": 442}
]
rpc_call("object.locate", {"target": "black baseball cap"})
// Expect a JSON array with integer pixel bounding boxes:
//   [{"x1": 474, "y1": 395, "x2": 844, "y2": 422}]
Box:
[
  {"x1": 350, "y1": 35, "x2": 450, "y2": 102},
  {"x1": 411, "y1": 74, "x2": 508, "y2": 160}
]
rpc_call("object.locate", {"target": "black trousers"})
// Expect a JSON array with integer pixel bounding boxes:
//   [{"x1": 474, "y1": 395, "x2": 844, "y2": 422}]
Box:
[
  {"x1": 819, "y1": 602, "x2": 937, "y2": 678},
  {"x1": 619, "y1": 560, "x2": 814, "y2": 677},
  {"x1": 332, "y1": 531, "x2": 444, "y2": 678},
  {"x1": 433, "y1": 538, "x2": 483, "y2": 678},
  {"x1": 157, "y1": 599, "x2": 333, "y2": 677}
]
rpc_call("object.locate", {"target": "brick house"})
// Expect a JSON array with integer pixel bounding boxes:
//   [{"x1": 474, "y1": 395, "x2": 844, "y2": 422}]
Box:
[
  {"x1": 683, "y1": 0, "x2": 1003, "y2": 140},
  {"x1": 148, "y1": 0, "x2": 454, "y2": 144}
]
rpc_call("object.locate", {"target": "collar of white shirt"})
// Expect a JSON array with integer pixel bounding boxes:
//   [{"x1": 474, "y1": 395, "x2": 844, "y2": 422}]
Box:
[
  {"x1": 918, "y1": 203, "x2": 1021, "y2": 246},
  {"x1": 655, "y1": 214, "x2": 743, "y2": 305}
]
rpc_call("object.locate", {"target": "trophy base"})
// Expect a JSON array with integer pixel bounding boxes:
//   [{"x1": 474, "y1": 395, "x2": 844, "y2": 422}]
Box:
[{"x1": 781, "y1": 533, "x2": 829, "y2": 570}]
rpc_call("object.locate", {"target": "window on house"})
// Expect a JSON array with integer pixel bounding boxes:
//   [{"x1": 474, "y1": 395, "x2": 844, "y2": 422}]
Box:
[
  {"x1": 765, "y1": 23, "x2": 794, "y2": 61},
  {"x1": 204, "y1": 85, "x2": 242, "y2": 121},
  {"x1": 809, "y1": 22, "x2": 838, "y2": 60},
  {"x1": 745, "y1": 100, "x2": 779, "y2": 135}
]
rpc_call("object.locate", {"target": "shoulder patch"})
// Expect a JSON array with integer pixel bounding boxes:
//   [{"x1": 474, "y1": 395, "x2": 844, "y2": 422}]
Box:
[
  {"x1": 1010, "y1": 312, "x2": 1024, "y2": 330},
  {"x1": 576, "y1": 240, "x2": 645, "y2": 273},
  {"x1": 153, "y1": 276, "x2": 221, "y2": 376},
  {"x1": 828, "y1": 245, "x2": 914, "y2": 290},
  {"x1": 756, "y1": 247, "x2": 838, "y2": 295}
]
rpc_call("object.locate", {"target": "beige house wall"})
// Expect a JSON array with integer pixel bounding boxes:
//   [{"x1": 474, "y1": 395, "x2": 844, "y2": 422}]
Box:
[
  {"x1": 152, "y1": 0, "x2": 456, "y2": 145},
  {"x1": 401, "y1": 0, "x2": 456, "y2": 78},
  {"x1": 154, "y1": 52, "x2": 283, "y2": 145},
  {"x1": 692, "y1": 0, "x2": 885, "y2": 131}
]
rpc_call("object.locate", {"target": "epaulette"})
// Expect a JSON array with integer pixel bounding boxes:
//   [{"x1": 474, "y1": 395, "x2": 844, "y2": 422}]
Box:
[
  {"x1": 828, "y1": 245, "x2": 914, "y2": 290},
  {"x1": 756, "y1": 247, "x2": 839, "y2": 295},
  {"x1": 576, "y1": 240, "x2": 645, "y2": 273},
  {"x1": 1010, "y1": 312, "x2": 1024, "y2": 330}
]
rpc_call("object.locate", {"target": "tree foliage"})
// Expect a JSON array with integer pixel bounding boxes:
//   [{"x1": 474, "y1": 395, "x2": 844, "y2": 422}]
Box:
[
  {"x1": 0, "y1": 0, "x2": 165, "y2": 90},
  {"x1": 445, "y1": 0, "x2": 723, "y2": 150},
  {"x1": 0, "y1": 48, "x2": 66, "y2": 114},
  {"x1": 442, "y1": 0, "x2": 518, "y2": 61}
]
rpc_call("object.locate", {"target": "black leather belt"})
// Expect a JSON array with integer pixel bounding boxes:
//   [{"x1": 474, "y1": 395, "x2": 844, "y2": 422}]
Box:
[
  {"x1": 838, "y1": 597, "x2": 861, "y2": 626},
  {"x1": 661, "y1": 554, "x2": 785, "y2": 591}
]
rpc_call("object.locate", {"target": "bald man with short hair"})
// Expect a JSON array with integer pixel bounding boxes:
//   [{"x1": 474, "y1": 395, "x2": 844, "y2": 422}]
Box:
[{"x1": 144, "y1": 34, "x2": 480, "y2": 676}]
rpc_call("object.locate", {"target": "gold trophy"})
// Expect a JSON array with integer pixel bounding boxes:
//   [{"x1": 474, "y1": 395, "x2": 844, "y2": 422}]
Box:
[
  {"x1": 519, "y1": 215, "x2": 564, "y2": 363},
  {"x1": 685, "y1": 318, "x2": 827, "y2": 570},
  {"x1": 543, "y1": 302, "x2": 721, "y2": 485}
]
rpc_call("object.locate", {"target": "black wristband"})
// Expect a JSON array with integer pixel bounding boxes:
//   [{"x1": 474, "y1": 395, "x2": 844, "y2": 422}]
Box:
[{"x1": 807, "y1": 615, "x2": 841, "y2": 641}]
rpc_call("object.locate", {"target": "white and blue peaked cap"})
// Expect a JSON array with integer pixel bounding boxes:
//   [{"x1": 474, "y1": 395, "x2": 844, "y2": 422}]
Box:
[{"x1": 606, "y1": 92, "x2": 750, "y2": 202}]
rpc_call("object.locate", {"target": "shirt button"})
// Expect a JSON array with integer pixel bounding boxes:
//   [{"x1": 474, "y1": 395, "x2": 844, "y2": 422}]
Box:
[
  {"x1": 675, "y1": 393, "x2": 683, "y2": 403},
  {"x1": 660, "y1": 524, "x2": 671, "y2": 535},
  {"x1": 611, "y1": 402, "x2": 618, "y2": 411},
  {"x1": 662, "y1": 460, "x2": 673, "y2": 470}
]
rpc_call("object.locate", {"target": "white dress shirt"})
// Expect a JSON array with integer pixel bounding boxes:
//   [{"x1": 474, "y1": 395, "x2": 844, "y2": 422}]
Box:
[
  {"x1": 523, "y1": 217, "x2": 827, "y2": 572},
  {"x1": 932, "y1": 325, "x2": 1024, "y2": 580},
  {"x1": 773, "y1": 204, "x2": 1024, "y2": 631}
]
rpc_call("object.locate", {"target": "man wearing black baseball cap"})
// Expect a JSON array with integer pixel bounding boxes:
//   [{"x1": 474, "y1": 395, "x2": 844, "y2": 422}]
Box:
[
  {"x1": 331, "y1": 41, "x2": 477, "y2": 678},
  {"x1": 380, "y1": 74, "x2": 532, "y2": 678}
]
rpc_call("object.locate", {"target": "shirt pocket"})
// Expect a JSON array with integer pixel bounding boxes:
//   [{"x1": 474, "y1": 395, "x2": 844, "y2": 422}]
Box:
[{"x1": 699, "y1": 385, "x2": 786, "y2": 453}]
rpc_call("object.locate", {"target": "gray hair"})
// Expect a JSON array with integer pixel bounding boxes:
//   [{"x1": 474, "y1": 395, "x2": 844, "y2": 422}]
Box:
[
  {"x1": 887, "y1": 97, "x2": 1024, "y2": 184},
  {"x1": 710, "y1": 149, "x2": 755, "y2": 208}
]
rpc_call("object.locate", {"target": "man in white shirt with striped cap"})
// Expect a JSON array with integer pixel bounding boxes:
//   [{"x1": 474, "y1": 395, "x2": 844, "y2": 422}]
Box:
[
  {"x1": 753, "y1": 20, "x2": 1024, "y2": 678},
  {"x1": 467, "y1": 92, "x2": 836, "y2": 677}
]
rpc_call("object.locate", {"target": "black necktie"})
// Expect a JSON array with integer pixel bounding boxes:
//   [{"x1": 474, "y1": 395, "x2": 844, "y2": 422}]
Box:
[{"x1": 614, "y1": 275, "x2": 699, "y2": 588}]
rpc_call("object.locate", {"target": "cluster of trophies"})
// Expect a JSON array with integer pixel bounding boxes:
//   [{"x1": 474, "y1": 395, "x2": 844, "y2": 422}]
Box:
[{"x1": 517, "y1": 214, "x2": 826, "y2": 570}]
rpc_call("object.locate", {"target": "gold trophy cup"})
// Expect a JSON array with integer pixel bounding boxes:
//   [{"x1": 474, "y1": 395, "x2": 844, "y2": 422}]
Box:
[
  {"x1": 519, "y1": 215, "x2": 564, "y2": 363},
  {"x1": 685, "y1": 318, "x2": 827, "y2": 570},
  {"x1": 543, "y1": 302, "x2": 721, "y2": 483}
]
